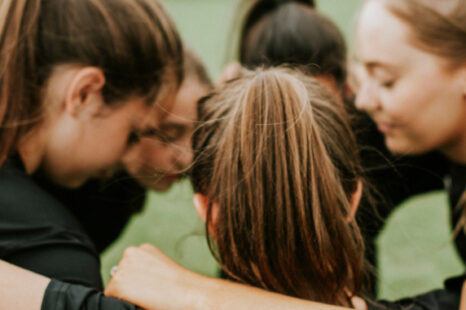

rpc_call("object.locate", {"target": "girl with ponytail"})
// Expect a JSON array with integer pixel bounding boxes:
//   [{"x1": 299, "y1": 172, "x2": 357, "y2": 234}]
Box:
[
  {"x1": 236, "y1": 0, "x2": 450, "y2": 297},
  {"x1": 190, "y1": 68, "x2": 365, "y2": 306}
]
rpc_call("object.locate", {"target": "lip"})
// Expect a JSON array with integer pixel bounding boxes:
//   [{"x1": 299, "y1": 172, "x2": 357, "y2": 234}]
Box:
[
  {"x1": 95, "y1": 169, "x2": 116, "y2": 179},
  {"x1": 163, "y1": 174, "x2": 181, "y2": 183},
  {"x1": 376, "y1": 121, "x2": 396, "y2": 134}
]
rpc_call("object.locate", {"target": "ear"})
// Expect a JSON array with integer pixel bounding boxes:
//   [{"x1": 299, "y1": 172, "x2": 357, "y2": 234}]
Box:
[
  {"x1": 64, "y1": 67, "x2": 106, "y2": 117},
  {"x1": 193, "y1": 193, "x2": 209, "y2": 223},
  {"x1": 193, "y1": 193, "x2": 219, "y2": 238},
  {"x1": 349, "y1": 180, "x2": 363, "y2": 220}
]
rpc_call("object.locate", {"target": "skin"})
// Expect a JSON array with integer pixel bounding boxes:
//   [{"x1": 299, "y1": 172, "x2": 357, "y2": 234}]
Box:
[
  {"x1": 355, "y1": 0, "x2": 466, "y2": 163},
  {"x1": 123, "y1": 78, "x2": 210, "y2": 191},
  {"x1": 18, "y1": 65, "x2": 159, "y2": 188}
]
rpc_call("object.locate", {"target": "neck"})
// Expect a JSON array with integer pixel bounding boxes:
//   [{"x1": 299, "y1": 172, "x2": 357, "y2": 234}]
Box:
[
  {"x1": 17, "y1": 128, "x2": 47, "y2": 174},
  {"x1": 441, "y1": 130, "x2": 466, "y2": 165}
]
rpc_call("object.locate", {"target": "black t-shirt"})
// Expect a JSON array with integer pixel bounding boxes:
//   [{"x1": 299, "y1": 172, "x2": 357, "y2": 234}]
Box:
[
  {"x1": 34, "y1": 171, "x2": 147, "y2": 253},
  {"x1": 367, "y1": 274, "x2": 465, "y2": 310},
  {"x1": 0, "y1": 156, "x2": 140, "y2": 309}
]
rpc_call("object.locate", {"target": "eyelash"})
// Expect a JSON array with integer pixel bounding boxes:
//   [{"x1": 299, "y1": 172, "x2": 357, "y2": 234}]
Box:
[
  {"x1": 155, "y1": 132, "x2": 177, "y2": 144},
  {"x1": 127, "y1": 131, "x2": 140, "y2": 145}
]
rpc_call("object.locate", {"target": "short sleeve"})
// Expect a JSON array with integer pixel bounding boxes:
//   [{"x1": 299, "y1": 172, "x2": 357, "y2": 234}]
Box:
[{"x1": 42, "y1": 279, "x2": 141, "y2": 310}]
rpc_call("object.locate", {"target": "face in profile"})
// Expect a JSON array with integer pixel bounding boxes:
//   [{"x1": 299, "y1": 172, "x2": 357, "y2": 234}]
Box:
[
  {"x1": 37, "y1": 66, "x2": 161, "y2": 189},
  {"x1": 355, "y1": 0, "x2": 466, "y2": 156},
  {"x1": 42, "y1": 96, "x2": 158, "y2": 188},
  {"x1": 123, "y1": 78, "x2": 210, "y2": 191}
]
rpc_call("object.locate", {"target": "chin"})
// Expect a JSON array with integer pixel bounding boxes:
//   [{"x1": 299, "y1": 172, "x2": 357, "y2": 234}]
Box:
[
  {"x1": 57, "y1": 175, "x2": 89, "y2": 189},
  {"x1": 385, "y1": 137, "x2": 428, "y2": 155},
  {"x1": 134, "y1": 176, "x2": 174, "y2": 192}
]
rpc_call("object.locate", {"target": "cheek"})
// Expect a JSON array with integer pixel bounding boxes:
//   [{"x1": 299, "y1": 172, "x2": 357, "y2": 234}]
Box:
[
  {"x1": 379, "y1": 85, "x2": 417, "y2": 121},
  {"x1": 94, "y1": 129, "x2": 129, "y2": 167},
  {"x1": 137, "y1": 141, "x2": 169, "y2": 171}
]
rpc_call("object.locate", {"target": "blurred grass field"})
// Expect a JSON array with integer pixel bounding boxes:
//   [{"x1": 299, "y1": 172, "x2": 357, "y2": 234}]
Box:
[{"x1": 101, "y1": 0, "x2": 464, "y2": 301}]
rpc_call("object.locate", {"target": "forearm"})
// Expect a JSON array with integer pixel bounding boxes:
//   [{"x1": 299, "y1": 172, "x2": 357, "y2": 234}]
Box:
[
  {"x1": 196, "y1": 276, "x2": 354, "y2": 310},
  {"x1": 105, "y1": 245, "x2": 359, "y2": 310},
  {"x1": 121, "y1": 272, "x2": 355, "y2": 310},
  {"x1": 0, "y1": 259, "x2": 50, "y2": 310}
]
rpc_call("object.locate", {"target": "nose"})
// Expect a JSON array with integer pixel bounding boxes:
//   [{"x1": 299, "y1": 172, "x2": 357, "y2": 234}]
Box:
[
  {"x1": 355, "y1": 79, "x2": 378, "y2": 112},
  {"x1": 120, "y1": 144, "x2": 140, "y2": 173}
]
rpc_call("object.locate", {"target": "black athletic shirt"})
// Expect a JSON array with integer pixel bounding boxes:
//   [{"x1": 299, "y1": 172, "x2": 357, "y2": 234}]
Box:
[
  {"x1": 367, "y1": 274, "x2": 465, "y2": 310},
  {"x1": 34, "y1": 170, "x2": 146, "y2": 253},
  {"x1": 0, "y1": 156, "x2": 140, "y2": 309}
]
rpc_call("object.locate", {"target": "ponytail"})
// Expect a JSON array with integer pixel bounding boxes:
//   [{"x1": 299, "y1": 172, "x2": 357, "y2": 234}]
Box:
[{"x1": 191, "y1": 68, "x2": 364, "y2": 306}]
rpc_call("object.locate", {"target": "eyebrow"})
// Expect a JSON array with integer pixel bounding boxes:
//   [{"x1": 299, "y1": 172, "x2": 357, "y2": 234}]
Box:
[
  {"x1": 159, "y1": 122, "x2": 190, "y2": 131},
  {"x1": 364, "y1": 61, "x2": 398, "y2": 74},
  {"x1": 138, "y1": 126, "x2": 158, "y2": 137}
]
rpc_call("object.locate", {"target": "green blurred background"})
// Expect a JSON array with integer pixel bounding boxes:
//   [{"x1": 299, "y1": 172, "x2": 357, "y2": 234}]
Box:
[{"x1": 101, "y1": 0, "x2": 464, "y2": 301}]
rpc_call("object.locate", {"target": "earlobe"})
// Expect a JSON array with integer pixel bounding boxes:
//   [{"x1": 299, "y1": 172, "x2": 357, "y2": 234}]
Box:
[
  {"x1": 193, "y1": 193, "x2": 219, "y2": 239},
  {"x1": 64, "y1": 67, "x2": 106, "y2": 117},
  {"x1": 193, "y1": 193, "x2": 209, "y2": 223}
]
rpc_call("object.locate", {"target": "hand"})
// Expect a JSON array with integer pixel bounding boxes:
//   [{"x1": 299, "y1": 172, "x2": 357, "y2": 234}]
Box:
[
  {"x1": 105, "y1": 244, "x2": 367, "y2": 310},
  {"x1": 105, "y1": 244, "x2": 206, "y2": 310}
]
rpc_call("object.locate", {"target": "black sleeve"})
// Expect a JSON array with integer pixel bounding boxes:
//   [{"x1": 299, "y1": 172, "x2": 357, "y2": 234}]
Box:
[
  {"x1": 6, "y1": 235, "x2": 103, "y2": 289},
  {"x1": 0, "y1": 158, "x2": 104, "y2": 289},
  {"x1": 366, "y1": 275, "x2": 464, "y2": 310},
  {"x1": 42, "y1": 280, "x2": 141, "y2": 310}
]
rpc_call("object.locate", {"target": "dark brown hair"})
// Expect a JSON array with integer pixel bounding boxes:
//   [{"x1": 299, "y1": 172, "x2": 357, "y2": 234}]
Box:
[
  {"x1": 239, "y1": 0, "x2": 347, "y2": 90},
  {"x1": 0, "y1": 0, "x2": 183, "y2": 164},
  {"x1": 191, "y1": 68, "x2": 365, "y2": 306}
]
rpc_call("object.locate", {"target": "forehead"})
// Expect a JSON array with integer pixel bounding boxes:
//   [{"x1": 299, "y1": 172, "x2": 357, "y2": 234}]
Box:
[
  {"x1": 163, "y1": 79, "x2": 209, "y2": 122},
  {"x1": 356, "y1": 0, "x2": 413, "y2": 66}
]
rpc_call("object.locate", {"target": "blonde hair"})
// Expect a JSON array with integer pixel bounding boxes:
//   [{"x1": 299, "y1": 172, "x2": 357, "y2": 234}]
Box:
[{"x1": 191, "y1": 68, "x2": 365, "y2": 306}]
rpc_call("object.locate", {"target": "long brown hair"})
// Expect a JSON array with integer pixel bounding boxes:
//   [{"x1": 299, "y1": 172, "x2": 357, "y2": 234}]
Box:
[
  {"x1": 0, "y1": 0, "x2": 183, "y2": 165},
  {"x1": 191, "y1": 68, "x2": 365, "y2": 306}
]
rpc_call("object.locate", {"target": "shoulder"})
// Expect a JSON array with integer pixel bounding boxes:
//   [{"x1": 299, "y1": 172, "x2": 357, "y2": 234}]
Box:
[
  {"x1": 0, "y1": 160, "x2": 85, "y2": 229},
  {"x1": 367, "y1": 274, "x2": 465, "y2": 310}
]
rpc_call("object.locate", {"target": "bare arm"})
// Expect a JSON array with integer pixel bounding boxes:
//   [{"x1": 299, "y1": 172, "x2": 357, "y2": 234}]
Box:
[
  {"x1": 0, "y1": 259, "x2": 50, "y2": 310},
  {"x1": 105, "y1": 244, "x2": 364, "y2": 310}
]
